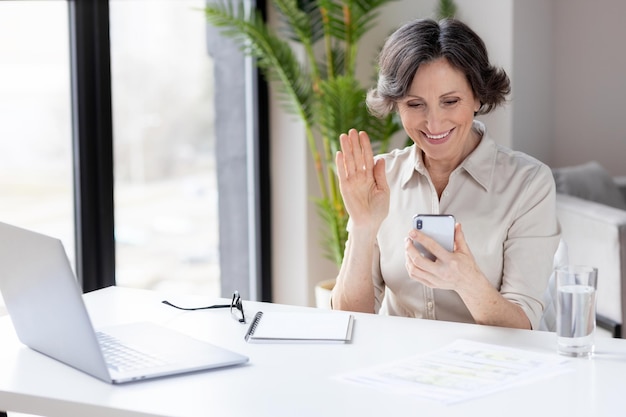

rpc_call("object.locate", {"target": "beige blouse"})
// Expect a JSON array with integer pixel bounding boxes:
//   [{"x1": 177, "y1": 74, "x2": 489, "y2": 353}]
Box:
[{"x1": 346, "y1": 121, "x2": 561, "y2": 329}]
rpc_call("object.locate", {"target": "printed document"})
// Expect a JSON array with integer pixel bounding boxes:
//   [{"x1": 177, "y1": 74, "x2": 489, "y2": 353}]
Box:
[{"x1": 335, "y1": 339, "x2": 572, "y2": 404}]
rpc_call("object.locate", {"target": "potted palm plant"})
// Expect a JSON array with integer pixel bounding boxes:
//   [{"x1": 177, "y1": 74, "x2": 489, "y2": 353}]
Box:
[{"x1": 204, "y1": 0, "x2": 402, "y2": 268}]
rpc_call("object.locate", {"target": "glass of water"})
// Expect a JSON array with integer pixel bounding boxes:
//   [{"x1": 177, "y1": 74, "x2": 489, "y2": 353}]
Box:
[{"x1": 555, "y1": 265, "x2": 598, "y2": 357}]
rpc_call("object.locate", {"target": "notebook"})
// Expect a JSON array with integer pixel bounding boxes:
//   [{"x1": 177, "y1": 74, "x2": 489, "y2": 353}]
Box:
[
  {"x1": 0, "y1": 221, "x2": 249, "y2": 384},
  {"x1": 244, "y1": 311, "x2": 355, "y2": 343}
]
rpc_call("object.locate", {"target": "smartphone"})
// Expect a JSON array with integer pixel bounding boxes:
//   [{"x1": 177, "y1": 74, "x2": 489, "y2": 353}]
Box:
[{"x1": 412, "y1": 214, "x2": 455, "y2": 261}]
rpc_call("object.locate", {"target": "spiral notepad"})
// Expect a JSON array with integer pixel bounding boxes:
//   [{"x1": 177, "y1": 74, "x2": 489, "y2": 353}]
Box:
[{"x1": 244, "y1": 311, "x2": 355, "y2": 343}]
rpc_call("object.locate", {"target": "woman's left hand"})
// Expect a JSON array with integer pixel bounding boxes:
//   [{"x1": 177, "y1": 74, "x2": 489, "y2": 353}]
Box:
[
  {"x1": 405, "y1": 222, "x2": 531, "y2": 329},
  {"x1": 404, "y1": 222, "x2": 484, "y2": 292}
]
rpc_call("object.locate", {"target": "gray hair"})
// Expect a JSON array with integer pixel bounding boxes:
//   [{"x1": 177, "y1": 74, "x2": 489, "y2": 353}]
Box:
[{"x1": 366, "y1": 18, "x2": 510, "y2": 117}]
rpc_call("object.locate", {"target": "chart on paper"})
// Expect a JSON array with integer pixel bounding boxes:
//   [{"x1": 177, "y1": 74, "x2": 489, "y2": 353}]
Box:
[{"x1": 335, "y1": 339, "x2": 573, "y2": 404}]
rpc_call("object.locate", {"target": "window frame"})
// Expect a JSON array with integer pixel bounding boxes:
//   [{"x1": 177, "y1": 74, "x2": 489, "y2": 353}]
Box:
[{"x1": 67, "y1": 0, "x2": 271, "y2": 300}]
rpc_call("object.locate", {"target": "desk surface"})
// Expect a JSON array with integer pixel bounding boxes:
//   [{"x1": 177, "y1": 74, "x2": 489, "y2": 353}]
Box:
[{"x1": 1, "y1": 286, "x2": 625, "y2": 417}]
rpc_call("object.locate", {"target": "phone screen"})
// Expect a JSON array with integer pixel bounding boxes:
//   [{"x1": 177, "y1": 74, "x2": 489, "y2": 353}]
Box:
[{"x1": 412, "y1": 214, "x2": 455, "y2": 261}]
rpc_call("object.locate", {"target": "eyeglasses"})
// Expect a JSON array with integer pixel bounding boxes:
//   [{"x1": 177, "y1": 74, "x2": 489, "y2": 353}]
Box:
[{"x1": 161, "y1": 290, "x2": 246, "y2": 323}]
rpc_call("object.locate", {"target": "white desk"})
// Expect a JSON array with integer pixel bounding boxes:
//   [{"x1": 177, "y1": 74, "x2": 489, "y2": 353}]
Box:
[{"x1": 1, "y1": 286, "x2": 625, "y2": 417}]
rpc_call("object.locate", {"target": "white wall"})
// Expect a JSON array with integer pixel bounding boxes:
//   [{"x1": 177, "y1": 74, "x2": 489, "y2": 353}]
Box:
[
  {"x1": 510, "y1": 0, "x2": 554, "y2": 162},
  {"x1": 552, "y1": 0, "x2": 626, "y2": 175},
  {"x1": 268, "y1": 1, "x2": 314, "y2": 306},
  {"x1": 456, "y1": 0, "x2": 515, "y2": 149}
]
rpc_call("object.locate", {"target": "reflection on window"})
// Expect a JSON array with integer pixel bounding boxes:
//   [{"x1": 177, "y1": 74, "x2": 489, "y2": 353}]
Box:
[{"x1": 110, "y1": 0, "x2": 219, "y2": 296}]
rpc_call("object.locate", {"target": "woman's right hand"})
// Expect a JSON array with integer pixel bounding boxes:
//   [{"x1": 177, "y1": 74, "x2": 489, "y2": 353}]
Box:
[
  {"x1": 332, "y1": 129, "x2": 388, "y2": 313},
  {"x1": 335, "y1": 129, "x2": 390, "y2": 230}
]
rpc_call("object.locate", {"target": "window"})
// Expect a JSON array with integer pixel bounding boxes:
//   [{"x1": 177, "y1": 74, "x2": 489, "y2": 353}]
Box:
[
  {"x1": 0, "y1": 0, "x2": 266, "y2": 307},
  {"x1": 109, "y1": 0, "x2": 219, "y2": 296}
]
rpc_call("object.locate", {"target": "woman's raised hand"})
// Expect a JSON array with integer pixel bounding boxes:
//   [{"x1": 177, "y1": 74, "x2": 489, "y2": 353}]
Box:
[{"x1": 335, "y1": 129, "x2": 390, "y2": 229}]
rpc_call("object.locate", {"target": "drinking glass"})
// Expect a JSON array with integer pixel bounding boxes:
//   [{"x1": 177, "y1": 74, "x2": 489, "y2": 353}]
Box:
[{"x1": 555, "y1": 265, "x2": 598, "y2": 357}]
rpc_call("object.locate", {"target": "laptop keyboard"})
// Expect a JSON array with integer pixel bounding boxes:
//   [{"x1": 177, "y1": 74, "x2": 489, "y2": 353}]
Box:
[{"x1": 97, "y1": 331, "x2": 168, "y2": 372}]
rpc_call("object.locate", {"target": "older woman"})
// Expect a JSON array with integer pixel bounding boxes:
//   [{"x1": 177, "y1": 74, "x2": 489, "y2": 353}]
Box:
[{"x1": 331, "y1": 18, "x2": 560, "y2": 329}]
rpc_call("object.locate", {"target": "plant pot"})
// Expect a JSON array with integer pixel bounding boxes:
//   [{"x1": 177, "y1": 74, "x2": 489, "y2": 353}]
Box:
[{"x1": 314, "y1": 279, "x2": 336, "y2": 309}]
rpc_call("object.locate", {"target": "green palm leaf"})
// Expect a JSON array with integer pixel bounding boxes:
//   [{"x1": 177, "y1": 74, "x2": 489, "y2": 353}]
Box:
[
  {"x1": 274, "y1": 0, "x2": 324, "y2": 44},
  {"x1": 205, "y1": 1, "x2": 315, "y2": 127},
  {"x1": 204, "y1": 0, "x2": 421, "y2": 265}
]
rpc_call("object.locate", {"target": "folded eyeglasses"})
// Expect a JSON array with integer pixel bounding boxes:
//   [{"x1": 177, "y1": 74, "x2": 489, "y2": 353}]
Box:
[{"x1": 162, "y1": 290, "x2": 246, "y2": 323}]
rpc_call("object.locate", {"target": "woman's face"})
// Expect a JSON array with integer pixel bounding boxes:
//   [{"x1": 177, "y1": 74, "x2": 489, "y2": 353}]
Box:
[{"x1": 397, "y1": 58, "x2": 480, "y2": 169}]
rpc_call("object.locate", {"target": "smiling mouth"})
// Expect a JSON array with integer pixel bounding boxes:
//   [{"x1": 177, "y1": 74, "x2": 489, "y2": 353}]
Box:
[{"x1": 423, "y1": 128, "x2": 453, "y2": 141}]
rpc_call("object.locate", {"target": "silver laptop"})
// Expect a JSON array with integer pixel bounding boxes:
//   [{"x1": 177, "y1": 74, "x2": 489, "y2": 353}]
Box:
[{"x1": 0, "y1": 221, "x2": 249, "y2": 384}]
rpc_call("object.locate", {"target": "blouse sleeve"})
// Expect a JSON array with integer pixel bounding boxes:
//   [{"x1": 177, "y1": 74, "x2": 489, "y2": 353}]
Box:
[{"x1": 501, "y1": 163, "x2": 561, "y2": 329}]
